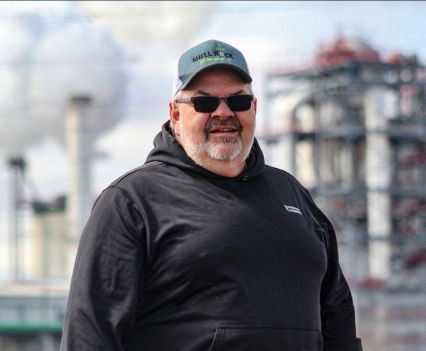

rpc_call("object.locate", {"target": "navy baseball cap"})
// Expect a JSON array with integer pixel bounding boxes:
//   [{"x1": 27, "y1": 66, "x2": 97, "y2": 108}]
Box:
[{"x1": 172, "y1": 39, "x2": 252, "y2": 97}]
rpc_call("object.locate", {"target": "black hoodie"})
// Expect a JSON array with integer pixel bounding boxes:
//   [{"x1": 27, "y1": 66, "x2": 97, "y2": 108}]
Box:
[{"x1": 61, "y1": 122, "x2": 362, "y2": 351}]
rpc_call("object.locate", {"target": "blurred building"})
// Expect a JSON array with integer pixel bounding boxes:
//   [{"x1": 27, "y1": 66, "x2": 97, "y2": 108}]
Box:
[
  {"x1": 261, "y1": 35, "x2": 426, "y2": 287},
  {"x1": 260, "y1": 37, "x2": 426, "y2": 349},
  {"x1": 0, "y1": 283, "x2": 66, "y2": 351},
  {"x1": 26, "y1": 197, "x2": 69, "y2": 280},
  {"x1": 0, "y1": 3, "x2": 127, "y2": 349}
]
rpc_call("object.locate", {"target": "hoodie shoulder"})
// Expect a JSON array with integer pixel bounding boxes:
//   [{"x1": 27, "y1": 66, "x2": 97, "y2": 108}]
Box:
[
  {"x1": 262, "y1": 165, "x2": 319, "y2": 208},
  {"x1": 263, "y1": 165, "x2": 306, "y2": 189},
  {"x1": 109, "y1": 161, "x2": 165, "y2": 188}
]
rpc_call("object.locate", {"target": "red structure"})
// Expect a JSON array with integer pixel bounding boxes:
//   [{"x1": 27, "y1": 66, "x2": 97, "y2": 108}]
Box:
[{"x1": 316, "y1": 36, "x2": 381, "y2": 66}]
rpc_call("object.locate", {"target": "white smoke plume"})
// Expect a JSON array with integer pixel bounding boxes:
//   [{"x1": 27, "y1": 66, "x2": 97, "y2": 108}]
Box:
[{"x1": 0, "y1": 1, "x2": 126, "y2": 156}]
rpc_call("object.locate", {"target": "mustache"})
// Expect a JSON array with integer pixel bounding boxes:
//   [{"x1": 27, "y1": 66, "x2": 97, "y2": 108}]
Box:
[{"x1": 205, "y1": 117, "x2": 242, "y2": 132}]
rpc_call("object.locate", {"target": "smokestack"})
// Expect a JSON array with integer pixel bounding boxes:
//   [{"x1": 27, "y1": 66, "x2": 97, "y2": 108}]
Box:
[
  {"x1": 66, "y1": 96, "x2": 93, "y2": 242},
  {"x1": 364, "y1": 87, "x2": 393, "y2": 280}
]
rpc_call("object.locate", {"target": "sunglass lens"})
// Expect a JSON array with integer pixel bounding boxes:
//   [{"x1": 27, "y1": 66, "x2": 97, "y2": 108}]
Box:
[
  {"x1": 191, "y1": 95, "x2": 253, "y2": 112},
  {"x1": 193, "y1": 97, "x2": 219, "y2": 113},
  {"x1": 227, "y1": 95, "x2": 253, "y2": 111}
]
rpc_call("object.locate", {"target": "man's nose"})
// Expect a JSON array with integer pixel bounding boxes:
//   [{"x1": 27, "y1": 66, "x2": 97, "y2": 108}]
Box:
[{"x1": 212, "y1": 98, "x2": 234, "y2": 119}]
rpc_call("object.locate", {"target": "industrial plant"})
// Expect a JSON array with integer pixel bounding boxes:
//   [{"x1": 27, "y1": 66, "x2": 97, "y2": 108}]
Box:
[
  {"x1": 0, "y1": 4, "x2": 126, "y2": 350},
  {"x1": 260, "y1": 35, "x2": 426, "y2": 349},
  {"x1": 261, "y1": 35, "x2": 426, "y2": 285},
  {"x1": 0, "y1": 4, "x2": 425, "y2": 350}
]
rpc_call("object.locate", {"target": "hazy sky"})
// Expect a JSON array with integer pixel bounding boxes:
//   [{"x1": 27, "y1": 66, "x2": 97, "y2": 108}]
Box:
[{"x1": 1, "y1": 1, "x2": 425, "y2": 278}]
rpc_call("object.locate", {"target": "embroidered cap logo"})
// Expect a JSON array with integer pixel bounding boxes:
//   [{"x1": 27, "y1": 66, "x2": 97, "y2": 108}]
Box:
[
  {"x1": 216, "y1": 44, "x2": 226, "y2": 56},
  {"x1": 192, "y1": 43, "x2": 234, "y2": 64}
]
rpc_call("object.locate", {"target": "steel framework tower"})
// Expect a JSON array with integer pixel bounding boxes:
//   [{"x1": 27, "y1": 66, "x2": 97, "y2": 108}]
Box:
[{"x1": 261, "y1": 56, "x2": 426, "y2": 284}]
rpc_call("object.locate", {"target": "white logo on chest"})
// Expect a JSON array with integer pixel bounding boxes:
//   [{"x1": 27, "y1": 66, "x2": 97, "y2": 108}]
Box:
[{"x1": 283, "y1": 204, "x2": 302, "y2": 215}]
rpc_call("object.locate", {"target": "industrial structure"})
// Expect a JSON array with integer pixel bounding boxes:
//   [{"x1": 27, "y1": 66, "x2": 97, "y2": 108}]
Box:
[
  {"x1": 1, "y1": 4, "x2": 425, "y2": 346},
  {"x1": 0, "y1": 96, "x2": 100, "y2": 351},
  {"x1": 261, "y1": 36, "x2": 426, "y2": 286},
  {"x1": 0, "y1": 4, "x2": 127, "y2": 349}
]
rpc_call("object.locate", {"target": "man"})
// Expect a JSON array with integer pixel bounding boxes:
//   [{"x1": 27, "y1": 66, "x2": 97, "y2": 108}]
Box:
[{"x1": 61, "y1": 39, "x2": 363, "y2": 351}]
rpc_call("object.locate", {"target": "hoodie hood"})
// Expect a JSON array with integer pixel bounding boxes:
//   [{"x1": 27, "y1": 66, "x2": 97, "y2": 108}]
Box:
[{"x1": 145, "y1": 121, "x2": 265, "y2": 180}]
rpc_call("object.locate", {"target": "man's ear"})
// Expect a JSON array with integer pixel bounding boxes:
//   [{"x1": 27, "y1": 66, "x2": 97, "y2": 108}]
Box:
[
  {"x1": 169, "y1": 101, "x2": 180, "y2": 136},
  {"x1": 253, "y1": 97, "x2": 257, "y2": 115}
]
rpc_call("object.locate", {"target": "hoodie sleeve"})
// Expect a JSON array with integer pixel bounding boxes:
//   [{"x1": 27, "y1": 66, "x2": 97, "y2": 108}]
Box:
[
  {"x1": 317, "y1": 210, "x2": 363, "y2": 351},
  {"x1": 60, "y1": 186, "x2": 146, "y2": 351}
]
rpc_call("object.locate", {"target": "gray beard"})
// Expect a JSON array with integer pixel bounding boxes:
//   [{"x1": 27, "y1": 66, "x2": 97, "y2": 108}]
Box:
[{"x1": 179, "y1": 125, "x2": 252, "y2": 164}]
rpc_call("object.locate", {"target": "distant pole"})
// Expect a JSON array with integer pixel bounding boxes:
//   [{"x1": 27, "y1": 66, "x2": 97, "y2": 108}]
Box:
[{"x1": 7, "y1": 156, "x2": 26, "y2": 282}]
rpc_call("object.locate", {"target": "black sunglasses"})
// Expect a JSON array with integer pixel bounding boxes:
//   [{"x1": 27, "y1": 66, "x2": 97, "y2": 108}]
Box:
[{"x1": 174, "y1": 94, "x2": 254, "y2": 113}]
